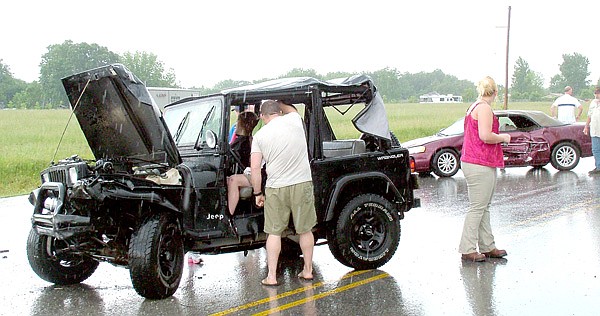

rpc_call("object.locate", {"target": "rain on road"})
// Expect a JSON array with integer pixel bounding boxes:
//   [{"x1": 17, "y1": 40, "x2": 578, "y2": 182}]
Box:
[{"x1": 1, "y1": 158, "x2": 599, "y2": 315}]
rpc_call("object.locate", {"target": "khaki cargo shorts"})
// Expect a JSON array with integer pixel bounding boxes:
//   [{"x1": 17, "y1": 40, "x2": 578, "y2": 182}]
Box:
[{"x1": 264, "y1": 181, "x2": 317, "y2": 236}]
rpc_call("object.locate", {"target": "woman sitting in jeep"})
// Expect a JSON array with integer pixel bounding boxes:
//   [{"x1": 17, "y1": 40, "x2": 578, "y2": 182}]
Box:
[{"x1": 227, "y1": 111, "x2": 259, "y2": 216}]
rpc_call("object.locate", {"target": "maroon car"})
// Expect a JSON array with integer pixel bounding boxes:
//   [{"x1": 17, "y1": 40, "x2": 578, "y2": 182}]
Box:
[{"x1": 404, "y1": 110, "x2": 592, "y2": 177}]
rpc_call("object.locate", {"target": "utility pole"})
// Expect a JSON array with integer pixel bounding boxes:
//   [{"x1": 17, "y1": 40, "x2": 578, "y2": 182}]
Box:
[{"x1": 503, "y1": 6, "x2": 511, "y2": 110}]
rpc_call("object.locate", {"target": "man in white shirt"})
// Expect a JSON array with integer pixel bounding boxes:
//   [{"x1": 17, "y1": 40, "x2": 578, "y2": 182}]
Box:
[
  {"x1": 551, "y1": 86, "x2": 583, "y2": 123},
  {"x1": 250, "y1": 100, "x2": 317, "y2": 286}
]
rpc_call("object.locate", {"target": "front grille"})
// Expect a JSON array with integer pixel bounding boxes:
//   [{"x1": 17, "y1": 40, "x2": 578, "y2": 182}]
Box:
[
  {"x1": 47, "y1": 169, "x2": 67, "y2": 183},
  {"x1": 41, "y1": 160, "x2": 89, "y2": 187}
]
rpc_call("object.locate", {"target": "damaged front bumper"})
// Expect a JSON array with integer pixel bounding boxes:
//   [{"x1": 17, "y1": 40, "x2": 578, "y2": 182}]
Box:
[{"x1": 29, "y1": 182, "x2": 92, "y2": 240}]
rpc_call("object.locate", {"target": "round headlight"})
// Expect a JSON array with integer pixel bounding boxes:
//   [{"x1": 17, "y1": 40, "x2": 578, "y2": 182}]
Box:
[
  {"x1": 43, "y1": 197, "x2": 58, "y2": 213},
  {"x1": 69, "y1": 167, "x2": 79, "y2": 184}
]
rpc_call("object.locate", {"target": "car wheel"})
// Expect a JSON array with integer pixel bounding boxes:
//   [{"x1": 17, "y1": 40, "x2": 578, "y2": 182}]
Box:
[
  {"x1": 327, "y1": 194, "x2": 400, "y2": 270},
  {"x1": 26, "y1": 228, "x2": 99, "y2": 285},
  {"x1": 550, "y1": 142, "x2": 580, "y2": 171},
  {"x1": 129, "y1": 213, "x2": 184, "y2": 299},
  {"x1": 432, "y1": 149, "x2": 460, "y2": 177}
]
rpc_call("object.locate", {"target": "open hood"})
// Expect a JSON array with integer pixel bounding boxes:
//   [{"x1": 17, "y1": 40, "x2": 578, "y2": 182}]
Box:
[{"x1": 62, "y1": 64, "x2": 181, "y2": 168}]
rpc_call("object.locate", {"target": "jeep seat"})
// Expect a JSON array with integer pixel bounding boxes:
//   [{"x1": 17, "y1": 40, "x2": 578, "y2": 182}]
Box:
[{"x1": 322, "y1": 139, "x2": 366, "y2": 158}]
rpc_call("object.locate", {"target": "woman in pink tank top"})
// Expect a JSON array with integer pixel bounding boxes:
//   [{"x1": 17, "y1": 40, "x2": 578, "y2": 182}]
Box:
[{"x1": 458, "y1": 76, "x2": 511, "y2": 262}]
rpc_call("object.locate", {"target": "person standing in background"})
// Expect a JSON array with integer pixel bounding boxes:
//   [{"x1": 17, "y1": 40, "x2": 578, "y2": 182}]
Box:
[
  {"x1": 459, "y1": 76, "x2": 511, "y2": 262},
  {"x1": 551, "y1": 86, "x2": 583, "y2": 123},
  {"x1": 584, "y1": 87, "x2": 600, "y2": 175}
]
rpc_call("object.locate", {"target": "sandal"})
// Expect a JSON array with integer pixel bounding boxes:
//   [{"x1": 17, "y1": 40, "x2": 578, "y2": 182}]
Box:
[{"x1": 261, "y1": 278, "x2": 279, "y2": 286}]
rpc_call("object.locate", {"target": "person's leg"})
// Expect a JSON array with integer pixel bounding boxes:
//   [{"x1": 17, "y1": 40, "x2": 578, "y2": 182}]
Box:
[
  {"x1": 227, "y1": 174, "x2": 250, "y2": 215},
  {"x1": 477, "y1": 168, "x2": 498, "y2": 253},
  {"x1": 290, "y1": 182, "x2": 317, "y2": 279},
  {"x1": 262, "y1": 187, "x2": 290, "y2": 285},
  {"x1": 592, "y1": 136, "x2": 600, "y2": 170},
  {"x1": 264, "y1": 234, "x2": 281, "y2": 285},
  {"x1": 298, "y1": 231, "x2": 314, "y2": 279},
  {"x1": 458, "y1": 162, "x2": 496, "y2": 255}
]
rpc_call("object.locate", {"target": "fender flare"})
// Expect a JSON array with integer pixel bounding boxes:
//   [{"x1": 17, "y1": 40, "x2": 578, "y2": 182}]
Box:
[{"x1": 324, "y1": 171, "x2": 403, "y2": 222}]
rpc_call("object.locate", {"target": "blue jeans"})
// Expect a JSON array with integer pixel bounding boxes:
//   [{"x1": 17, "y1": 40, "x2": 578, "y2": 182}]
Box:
[{"x1": 593, "y1": 136, "x2": 600, "y2": 170}]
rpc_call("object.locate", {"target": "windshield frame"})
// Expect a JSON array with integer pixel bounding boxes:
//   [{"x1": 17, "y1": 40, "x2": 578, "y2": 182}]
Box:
[{"x1": 163, "y1": 96, "x2": 226, "y2": 151}]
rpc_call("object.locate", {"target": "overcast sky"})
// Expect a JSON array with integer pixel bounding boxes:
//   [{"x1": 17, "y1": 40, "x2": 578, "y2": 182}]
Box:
[{"x1": 3, "y1": 0, "x2": 598, "y2": 91}]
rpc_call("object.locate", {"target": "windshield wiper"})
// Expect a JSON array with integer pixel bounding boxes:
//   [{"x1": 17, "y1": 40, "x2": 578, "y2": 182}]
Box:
[
  {"x1": 194, "y1": 105, "x2": 215, "y2": 150},
  {"x1": 173, "y1": 111, "x2": 191, "y2": 144}
]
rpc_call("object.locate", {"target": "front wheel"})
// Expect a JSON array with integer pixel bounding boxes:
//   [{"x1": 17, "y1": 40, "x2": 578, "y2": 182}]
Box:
[
  {"x1": 550, "y1": 142, "x2": 580, "y2": 171},
  {"x1": 129, "y1": 213, "x2": 184, "y2": 299},
  {"x1": 26, "y1": 228, "x2": 99, "y2": 285},
  {"x1": 432, "y1": 149, "x2": 460, "y2": 177},
  {"x1": 328, "y1": 194, "x2": 400, "y2": 269}
]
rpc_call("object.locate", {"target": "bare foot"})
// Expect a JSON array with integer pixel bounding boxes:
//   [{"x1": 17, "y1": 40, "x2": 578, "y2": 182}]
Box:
[{"x1": 297, "y1": 271, "x2": 313, "y2": 280}]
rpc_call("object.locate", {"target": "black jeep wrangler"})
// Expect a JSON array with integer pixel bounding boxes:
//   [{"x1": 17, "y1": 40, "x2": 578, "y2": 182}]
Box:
[{"x1": 27, "y1": 64, "x2": 420, "y2": 299}]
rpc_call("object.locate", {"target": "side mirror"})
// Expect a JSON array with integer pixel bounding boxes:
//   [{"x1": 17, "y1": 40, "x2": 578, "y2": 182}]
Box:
[{"x1": 205, "y1": 130, "x2": 217, "y2": 149}]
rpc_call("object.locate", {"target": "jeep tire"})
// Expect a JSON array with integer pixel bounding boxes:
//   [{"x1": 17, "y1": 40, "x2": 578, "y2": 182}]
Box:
[
  {"x1": 26, "y1": 228, "x2": 99, "y2": 285},
  {"x1": 129, "y1": 213, "x2": 184, "y2": 299},
  {"x1": 327, "y1": 194, "x2": 400, "y2": 269}
]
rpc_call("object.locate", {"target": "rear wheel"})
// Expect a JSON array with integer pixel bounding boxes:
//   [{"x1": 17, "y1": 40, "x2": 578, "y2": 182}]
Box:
[
  {"x1": 129, "y1": 213, "x2": 184, "y2": 299},
  {"x1": 550, "y1": 142, "x2": 580, "y2": 171},
  {"x1": 26, "y1": 228, "x2": 99, "y2": 285},
  {"x1": 432, "y1": 149, "x2": 460, "y2": 177},
  {"x1": 328, "y1": 194, "x2": 400, "y2": 269}
]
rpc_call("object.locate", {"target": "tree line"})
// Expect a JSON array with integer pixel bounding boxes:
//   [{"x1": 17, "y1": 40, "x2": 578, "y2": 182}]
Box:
[{"x1": 1, "y1": 40, "x2": 599, "y2": 109}]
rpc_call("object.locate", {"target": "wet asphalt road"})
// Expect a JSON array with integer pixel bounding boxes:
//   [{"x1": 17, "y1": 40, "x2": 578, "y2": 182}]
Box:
[{"x1": 1, "y1": 158, "x2": 599, "y2": 316}]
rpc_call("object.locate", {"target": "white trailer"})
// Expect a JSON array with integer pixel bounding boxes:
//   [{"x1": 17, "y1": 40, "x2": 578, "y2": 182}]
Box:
[{"x1": 147, "y1": 87, "x2": 202, "y2": 109}]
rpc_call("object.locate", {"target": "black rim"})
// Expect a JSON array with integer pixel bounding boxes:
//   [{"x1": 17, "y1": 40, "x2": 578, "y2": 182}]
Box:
[
  {"x1": 158, "y1": 223, "x2": 180, "y2": 279},
  {"x1": 350, "y1": 204, "x2": 388, "y2": 255}
]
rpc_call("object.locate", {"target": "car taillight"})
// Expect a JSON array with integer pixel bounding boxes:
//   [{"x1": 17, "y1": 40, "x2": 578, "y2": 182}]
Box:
[{"x1": 410, "y1": 157, "x2": 416, "y2": 173}]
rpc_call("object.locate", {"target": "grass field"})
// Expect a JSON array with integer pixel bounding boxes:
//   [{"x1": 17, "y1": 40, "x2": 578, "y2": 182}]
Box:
[{"x1": 0, "y1": 102, "x2": 559, "y2": 197}]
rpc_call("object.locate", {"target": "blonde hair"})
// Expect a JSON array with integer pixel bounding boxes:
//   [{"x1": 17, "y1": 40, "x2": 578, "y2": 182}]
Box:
[{"x1": 476, "y1": 76, "x2": 497, "y2": 98}]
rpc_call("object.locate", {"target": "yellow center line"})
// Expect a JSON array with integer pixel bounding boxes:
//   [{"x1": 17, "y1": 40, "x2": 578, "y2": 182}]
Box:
[
  {"x1": 211, "y1": 269, "x2": 372, "y2": 316},
  {"x1": 252, "y1": 272, "x2": 391, "y2": 316}
]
